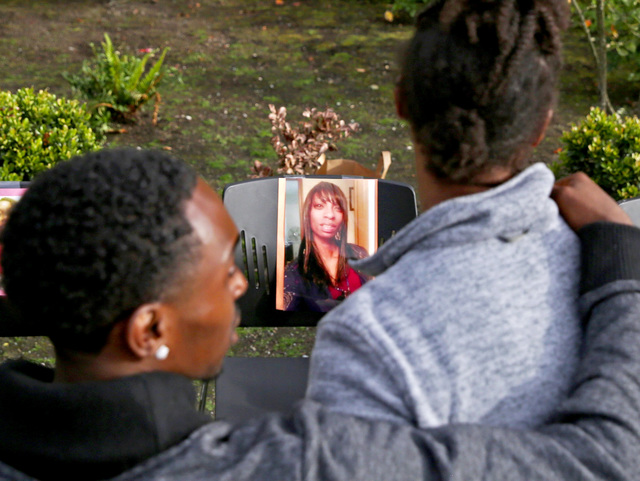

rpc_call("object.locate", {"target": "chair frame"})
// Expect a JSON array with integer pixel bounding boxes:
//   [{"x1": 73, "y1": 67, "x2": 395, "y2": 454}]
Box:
[{"x1": 619, "y1": 197, "x2": 640, "y2": 226}]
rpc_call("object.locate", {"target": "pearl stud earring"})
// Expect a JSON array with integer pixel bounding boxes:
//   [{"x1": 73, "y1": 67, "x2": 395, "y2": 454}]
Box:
[{"x1": 155, "y1": 344, "x2": 170, "y2": 361}]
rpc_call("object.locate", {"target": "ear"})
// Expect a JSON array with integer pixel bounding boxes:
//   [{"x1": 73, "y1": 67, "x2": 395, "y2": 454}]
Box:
[
  {"x1": 532, "y1": 108, "x2": 554, "y2": 147},
  {"x1": 394, "y1": 80, "x2": 409, "y2": 120},
  {"x1": 123, "y1": 304, "x2": 172, "y2": 360}
]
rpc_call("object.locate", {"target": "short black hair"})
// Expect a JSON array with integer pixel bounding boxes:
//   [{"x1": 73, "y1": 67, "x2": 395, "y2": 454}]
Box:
[
  {"x1": 1, "y1": 148, "x2": 199, "y2": 352},
  {"x1": 399, "y1": 0, "x2": 569, "y2": 183}
]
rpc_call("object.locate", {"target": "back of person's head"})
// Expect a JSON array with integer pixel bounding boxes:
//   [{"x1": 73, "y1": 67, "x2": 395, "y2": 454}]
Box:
[
  {"x1": 398, "y1": 0, "x2": 569, "y2": 183},
  {"x1": 1, "y1": 148, "x2": 198, "y2": 353}
]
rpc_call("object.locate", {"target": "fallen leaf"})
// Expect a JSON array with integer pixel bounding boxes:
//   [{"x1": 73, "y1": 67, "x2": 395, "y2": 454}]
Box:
[
  {"x1": 384, "y1": 11, "x2": 394, "y2": 22},
  {"x1": 275, "y1": 0, "x2": 284, "y2": 4}
]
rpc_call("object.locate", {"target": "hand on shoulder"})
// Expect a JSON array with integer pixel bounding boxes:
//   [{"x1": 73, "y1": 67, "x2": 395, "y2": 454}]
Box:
[{"x1": 552, "y1": 172, "x2": 633, "y2": 231}]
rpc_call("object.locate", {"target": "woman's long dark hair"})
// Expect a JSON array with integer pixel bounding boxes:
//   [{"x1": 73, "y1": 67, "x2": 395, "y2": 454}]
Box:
[{"x1": 298, "y1": 182, "x2": 348, "y2": 288}]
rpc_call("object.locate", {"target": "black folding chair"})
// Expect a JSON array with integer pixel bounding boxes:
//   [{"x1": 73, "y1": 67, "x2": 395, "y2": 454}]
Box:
[
  {"x1": 206, "y1": 176, "x2": 418, "y2": 421},
  {"x1": 619, "y1": 197, "x2": 640, "y2": 226}
]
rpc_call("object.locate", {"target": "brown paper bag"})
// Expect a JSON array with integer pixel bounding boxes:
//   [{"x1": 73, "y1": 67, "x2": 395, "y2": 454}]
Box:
[{"x1": 315, "y1": 151, "x2": 391, "y2": 179}]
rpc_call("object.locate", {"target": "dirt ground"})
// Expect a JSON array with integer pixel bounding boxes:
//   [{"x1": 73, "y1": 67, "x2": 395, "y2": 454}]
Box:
[
  {"x1": 0, "y1": 0, "x2": 612, "y2": 186},
  {"x1": 1, "y1": 0, "x2": 422, "y2": 188},
  {"x1": 0, "y1": 0, "x2": 635, "y2": 365}
]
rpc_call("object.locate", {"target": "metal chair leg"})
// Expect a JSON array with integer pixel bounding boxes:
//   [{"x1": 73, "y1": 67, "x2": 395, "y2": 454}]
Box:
[{"x1": 198, "y1": 379, "x2": 210, "y2": 412}]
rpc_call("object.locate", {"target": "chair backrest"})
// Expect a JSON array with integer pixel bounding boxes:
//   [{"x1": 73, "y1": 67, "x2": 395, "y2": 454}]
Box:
[
  {"x1": 213, "y1": 357, "x2": 310, "y2": 420},
  {"x1": 0, "y1": 299, "x2": 28, "y2": 336},
  {"x1": 223, "y1": 176, "x2": 418, "y2": 327},
  {"x1": 212, "y1": 176, "x2": 418, "y2": 420},
  {"x1": 619, "y1": 197, "x2": 640, "y2": 226}
]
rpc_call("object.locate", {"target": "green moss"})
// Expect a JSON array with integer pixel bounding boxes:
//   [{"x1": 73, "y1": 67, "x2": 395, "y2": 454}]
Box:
[
  {"x1": 377, "y1": 30, "x2": 413, "y2": 41},
  {"x1": 183, "y1": 52, "x2": 211, "y2": 65},
  {"x1": 340, "y1": 34, "x2": 370, "y2": 47},
  {"x1": 228, "y1": 327, "x2": 316, "y2": 357},
  {"x1": 292, "y1": 76, "x2": 315, "y2": 88},
  {"x1": 328, "y1": 52, "x2": 353, "y2": 65},
  {"x1": 232, "y1": 66, "x2": 258, "y2": 77},
  {"x1": 276, "y1": 33, "x2": 309, "y2": 44}
]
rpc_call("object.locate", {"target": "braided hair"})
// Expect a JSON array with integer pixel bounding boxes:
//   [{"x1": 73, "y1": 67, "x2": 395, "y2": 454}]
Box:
[{"x1": 399, "y1": 0, "x2": 568, "y2": 183}]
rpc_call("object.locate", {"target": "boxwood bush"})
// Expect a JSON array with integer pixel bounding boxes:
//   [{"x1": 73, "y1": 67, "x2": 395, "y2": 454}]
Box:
[
  {"x1": 554, "y1": 107, "x2": 640, "y2": 200},
  {"x1": 0, "y1": 88, "x2": 104, "y2": 181}
]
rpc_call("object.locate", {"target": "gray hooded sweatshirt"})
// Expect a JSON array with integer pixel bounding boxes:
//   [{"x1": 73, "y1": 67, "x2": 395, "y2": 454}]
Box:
[{"x1": 307, "y1": 163, "x2": 581, "y2": 428}]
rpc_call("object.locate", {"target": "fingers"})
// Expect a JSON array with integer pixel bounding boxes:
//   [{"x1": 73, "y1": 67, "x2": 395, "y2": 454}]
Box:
[
  {"x1": 551, "y1": 172, "x2": 633, "y2": 232},
  {"x1": 551, "y1": 171, "x2": 586, "y2": 189}
]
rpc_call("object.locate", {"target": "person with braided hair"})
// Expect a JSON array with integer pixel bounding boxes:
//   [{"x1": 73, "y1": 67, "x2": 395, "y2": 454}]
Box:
[{"x1": 307, "y1": 0, "x2": 582, "y2": 428}]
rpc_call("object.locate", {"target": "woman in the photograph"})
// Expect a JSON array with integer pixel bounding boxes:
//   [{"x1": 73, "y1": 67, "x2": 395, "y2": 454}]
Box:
[{"x1": 283, "y1": 181, "x2": 368, "y2": 312}]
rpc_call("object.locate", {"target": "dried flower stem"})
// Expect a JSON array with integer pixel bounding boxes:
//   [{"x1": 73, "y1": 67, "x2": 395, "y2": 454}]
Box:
[{"x1": 252, "y1": 104, "x2": 359, "y2": 177}]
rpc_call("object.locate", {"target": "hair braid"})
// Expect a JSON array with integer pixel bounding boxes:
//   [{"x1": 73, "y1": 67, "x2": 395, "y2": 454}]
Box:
[
  {"x1": 438, "y1": 0, "x2": 468, "y2": 30},
  {"x1": 487, "y1": 6, "x2": 537, "y2": 101}
]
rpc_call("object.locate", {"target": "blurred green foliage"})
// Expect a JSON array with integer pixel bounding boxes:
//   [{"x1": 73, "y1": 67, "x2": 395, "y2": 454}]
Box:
[
  {"x1": 390, "y1": 0, "x2": 431, "y2": 20},
  {"x1": 0, "y1": 88, "x2": 104, "y2": 181},
  {"x1": 554, "y1": 107, "x2": 640, "y2": 200}
]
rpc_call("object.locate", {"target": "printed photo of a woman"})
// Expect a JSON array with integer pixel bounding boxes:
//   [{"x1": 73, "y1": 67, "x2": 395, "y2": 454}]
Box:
[{"x1": 283, "y1": 181, "x2": 368, "y2": 312}]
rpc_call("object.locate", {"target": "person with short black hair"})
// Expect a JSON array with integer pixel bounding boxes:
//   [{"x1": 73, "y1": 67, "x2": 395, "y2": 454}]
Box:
[
  {"x1": 1, "y1": 149, "x2": 640, "y2": 480},
  {"x1": 2, "y1": 149, "x2": 202, "y2": 356},
  {"x1": 307, "y1": 0, "x2": 584, "y2": 428}
]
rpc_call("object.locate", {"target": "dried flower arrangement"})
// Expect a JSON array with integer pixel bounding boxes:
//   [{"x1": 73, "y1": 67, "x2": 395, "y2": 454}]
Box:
[{"x1": 252, "y1": 104, "x2": 360, "y2": 177}]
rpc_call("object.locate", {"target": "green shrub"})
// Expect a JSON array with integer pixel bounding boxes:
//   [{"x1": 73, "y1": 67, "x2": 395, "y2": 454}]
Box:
[
  {"x1": 390, "y1": 0, "x2": 431, "y2": 20},
  {"x1": 63, "y1": 33, "x2": 169, "y2": 125},
  {"x1": 554, "y1": 107, "x2": 640, "y2": 200},
  {"x1": 0, "y1": 88, "x2": 104, "y2": 181}
]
